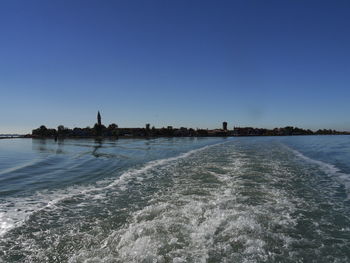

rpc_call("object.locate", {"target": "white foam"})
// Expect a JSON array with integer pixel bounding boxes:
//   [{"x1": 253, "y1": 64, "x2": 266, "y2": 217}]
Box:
[
  {"x1": 288, "y1": 146, "x2": 350, "y2": 198},
  {"x1": 0, "y1": 212, "x2": 15, "y2": 237},
  {"x1": 3, "y1": 140, "x2": 349, "y2": 262},
  {"x1": 106, "y1": 143, "x2": 219, "y2": 189},
  {"x1": 68, "y1": 146, "x2": 298, "y2": 262},
  {"x1": 290, "y1": 147, "x2": 340, "y2": 174},
  {"x1": 0, "y1": 142, "x2": 224, "y2": 238}
]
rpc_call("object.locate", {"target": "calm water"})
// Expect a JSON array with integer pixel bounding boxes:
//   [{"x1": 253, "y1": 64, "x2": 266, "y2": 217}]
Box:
[{"x1": 0, "y1": 136, "x2": 350, "y2": 262}]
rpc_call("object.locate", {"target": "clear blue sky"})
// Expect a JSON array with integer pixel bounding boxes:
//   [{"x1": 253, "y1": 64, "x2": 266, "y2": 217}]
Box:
[{"x1": 1, "y1": 0, "x2": 350, "y2": 134}]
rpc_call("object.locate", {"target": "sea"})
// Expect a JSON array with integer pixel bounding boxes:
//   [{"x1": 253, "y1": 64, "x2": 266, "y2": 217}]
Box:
[{"x1": 0, "y1": 136, "x2": 349, "y2": 262}]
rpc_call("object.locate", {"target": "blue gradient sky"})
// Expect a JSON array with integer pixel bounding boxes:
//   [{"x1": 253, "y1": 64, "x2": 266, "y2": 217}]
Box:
[{"x1": 1, "y1": 0, "x2": 350, "y2": 134}]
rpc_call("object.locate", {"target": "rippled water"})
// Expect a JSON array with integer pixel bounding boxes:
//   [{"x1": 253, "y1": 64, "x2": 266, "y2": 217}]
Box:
[{"x1": 0, "y1": 136, "x2": 350, "y2": 262}]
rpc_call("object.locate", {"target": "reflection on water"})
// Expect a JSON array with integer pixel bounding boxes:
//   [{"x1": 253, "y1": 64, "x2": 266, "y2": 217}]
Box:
[{"x1": 92, "y1": 139, "x2": 102, "y2": 157}]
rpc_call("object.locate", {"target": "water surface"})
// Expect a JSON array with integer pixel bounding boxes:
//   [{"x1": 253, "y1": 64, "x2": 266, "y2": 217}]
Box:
[{"x1": 0, "y1": 136, "x2": 349, "y2": 262}]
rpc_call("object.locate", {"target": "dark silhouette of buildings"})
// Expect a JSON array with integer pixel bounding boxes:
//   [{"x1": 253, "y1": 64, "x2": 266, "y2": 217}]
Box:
[{"x1": 30, "y1": 111, "x2": 350, "y2": 138}]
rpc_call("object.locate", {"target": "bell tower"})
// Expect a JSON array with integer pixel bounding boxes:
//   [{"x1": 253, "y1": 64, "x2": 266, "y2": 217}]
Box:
[
  {"x1": 97, "y1": 111, "x2": 102, "y2": 126},
  {"x1": 223, "y1": 121, "x2": 227, "y2": 131}
]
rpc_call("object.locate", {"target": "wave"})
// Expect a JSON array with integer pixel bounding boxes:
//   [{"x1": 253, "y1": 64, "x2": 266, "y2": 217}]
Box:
[
  {"x1": 0, "y1": 141, "x2": 225, "y2": 238},
  {"x1": 0, "y1": 158, "x2": 44, "y2": 177},
  {"x1": 288, "y1": 146, "x2": 350, "y2": 198},
  {"x1": 68, "y1": 146, "x2": 298, "y2": 262},
  {"x1": 106, "y1": 143, "x2": 222, "y2": 188}
]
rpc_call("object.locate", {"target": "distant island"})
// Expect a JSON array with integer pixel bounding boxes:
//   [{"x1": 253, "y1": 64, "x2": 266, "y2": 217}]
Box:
[{"x1": 13, "y1": 111, "x2": 345, "y2": 139}]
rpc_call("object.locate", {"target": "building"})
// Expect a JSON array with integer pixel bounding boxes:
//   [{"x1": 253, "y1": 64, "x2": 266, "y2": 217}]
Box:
[{"x1": 97, "y1": 111, "x2": 102, "y2": 126}]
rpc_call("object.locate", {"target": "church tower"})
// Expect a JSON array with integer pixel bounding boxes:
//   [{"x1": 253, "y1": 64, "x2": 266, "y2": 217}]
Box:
[{"x1": 97, "y1": 111, "x2": 102, "y2": 126}]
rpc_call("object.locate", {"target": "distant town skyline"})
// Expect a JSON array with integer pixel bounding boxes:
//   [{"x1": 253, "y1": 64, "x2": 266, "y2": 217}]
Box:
[
  {"x1": 1, "y1": 0, "x2": 350, "y2": 134},
  {"x1": 28, "y1": 111, "x2": 348, "y2": 139}
]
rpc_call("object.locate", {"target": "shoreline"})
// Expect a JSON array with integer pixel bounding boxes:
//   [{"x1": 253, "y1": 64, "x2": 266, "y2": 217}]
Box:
[{"x1": 1, "y1": 134, "x2": 350, "y2": 140}]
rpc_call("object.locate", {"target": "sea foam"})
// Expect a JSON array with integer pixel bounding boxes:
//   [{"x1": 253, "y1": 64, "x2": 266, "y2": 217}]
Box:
[
  {"x1": 288, "y1": 146, "x2": 350, "y2": 199},
  {"x1": 0, "y1": 142, "x2": 223, "y2": 238}
]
